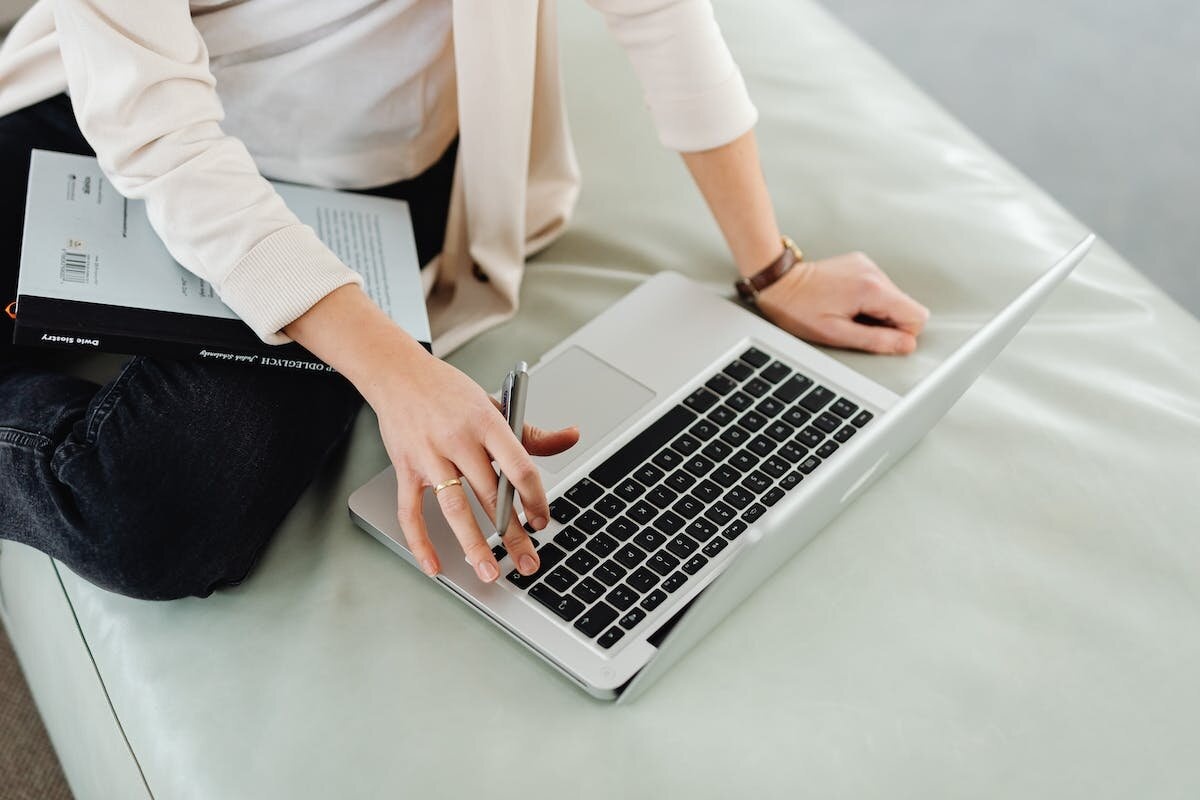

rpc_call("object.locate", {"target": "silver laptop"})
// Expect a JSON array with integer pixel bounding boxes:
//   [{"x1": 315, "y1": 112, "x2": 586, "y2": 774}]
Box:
[{"x1": 350, "y1": 235, "x2": 1094, "y2": 702}]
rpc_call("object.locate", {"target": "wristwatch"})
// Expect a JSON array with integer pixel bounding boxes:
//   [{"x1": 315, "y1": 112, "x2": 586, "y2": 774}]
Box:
[{"x1": 734, "y1": 236, "x2": 803, "y2": 305}]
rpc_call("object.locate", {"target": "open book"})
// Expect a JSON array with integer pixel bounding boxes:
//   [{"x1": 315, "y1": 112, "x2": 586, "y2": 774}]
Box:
[{"x1": 13, "y1": 149, "x2": 430, "y2": 371}]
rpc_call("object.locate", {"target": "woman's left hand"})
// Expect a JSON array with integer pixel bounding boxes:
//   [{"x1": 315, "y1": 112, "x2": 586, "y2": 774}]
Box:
[{"x1": 755, "y1": 251, "x2": 931, "y2": 355}]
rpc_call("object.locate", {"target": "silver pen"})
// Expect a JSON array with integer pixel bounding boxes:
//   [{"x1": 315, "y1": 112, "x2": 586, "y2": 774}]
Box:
[{"x1": 494, "y1": 361, "x2": 530, "y2": 535}]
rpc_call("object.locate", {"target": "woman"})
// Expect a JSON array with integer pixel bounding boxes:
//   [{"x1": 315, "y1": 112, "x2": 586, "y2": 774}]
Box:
[{"x1": 0, "y1": 0, "x2": 928, "y2": 600}]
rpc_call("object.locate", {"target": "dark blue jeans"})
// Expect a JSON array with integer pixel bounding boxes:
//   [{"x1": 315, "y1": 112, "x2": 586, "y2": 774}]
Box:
[{"x1": 0, "y1": 95, "x2": 453, "y2": 600}]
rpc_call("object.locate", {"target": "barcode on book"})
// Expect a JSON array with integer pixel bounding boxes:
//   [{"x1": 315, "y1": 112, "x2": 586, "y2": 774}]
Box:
[{"x1": 60, "y1": 251, "x2": 90, "y2": 284}]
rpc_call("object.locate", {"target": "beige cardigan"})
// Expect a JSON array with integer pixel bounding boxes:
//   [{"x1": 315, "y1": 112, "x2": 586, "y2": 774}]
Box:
[{"x1": 0, "y1": 0, "x2": 756, "y2": 356}]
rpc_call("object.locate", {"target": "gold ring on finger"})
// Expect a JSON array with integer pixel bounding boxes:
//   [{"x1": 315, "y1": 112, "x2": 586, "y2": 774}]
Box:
[{"x1": 432, "y1": 477, "x2": 463, "y2": 495}]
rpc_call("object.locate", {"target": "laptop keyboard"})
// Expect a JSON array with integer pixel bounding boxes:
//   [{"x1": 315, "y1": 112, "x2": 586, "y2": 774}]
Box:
[{"x1": 502, "y1": 346, "x2": 873, "y2": 652}]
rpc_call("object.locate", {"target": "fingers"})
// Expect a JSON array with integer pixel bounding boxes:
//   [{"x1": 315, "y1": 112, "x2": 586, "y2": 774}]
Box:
[
  {"x1": 395, "y1": 471, "x2": 440, "y2": 577},
  {"x1": 854, "y1": 256, "x2": 930, "y2": 336},
  {"x1": 522, "y1": 422, "x2": 580, "y2": 457},
  {"x1": 822, "y1": 316, "x2": 918, "y2": 355},
  {"x1": 455, "y1": 448, "x2": 541, "y2": 576},
  {"x1": 484, "y1": 419, "x2": 552, "y2": 531},
  {"x1": 425, "y1": 457, "x2": 501, "y2": 583}
]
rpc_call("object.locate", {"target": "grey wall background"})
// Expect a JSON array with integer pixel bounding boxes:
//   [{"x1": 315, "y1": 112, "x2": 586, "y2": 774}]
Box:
[{"x1": 820, "y1": 0, "x2": 1200, "y2": 317}]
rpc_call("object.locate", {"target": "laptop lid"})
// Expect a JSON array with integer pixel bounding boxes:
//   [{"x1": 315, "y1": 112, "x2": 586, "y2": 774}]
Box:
[{"x1": 618, "y1": 234, "x2": 1095, "y2": 702}]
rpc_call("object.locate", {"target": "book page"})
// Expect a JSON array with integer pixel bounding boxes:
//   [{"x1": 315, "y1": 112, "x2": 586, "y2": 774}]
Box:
[{"x1": 16, "y1": 150, "x2": 430, "y2": 344}]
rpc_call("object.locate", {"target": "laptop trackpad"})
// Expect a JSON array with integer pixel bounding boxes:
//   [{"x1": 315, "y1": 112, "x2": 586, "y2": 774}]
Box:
[{"x1": 526, "y1": 345, "x2": 655, "y2": 476}]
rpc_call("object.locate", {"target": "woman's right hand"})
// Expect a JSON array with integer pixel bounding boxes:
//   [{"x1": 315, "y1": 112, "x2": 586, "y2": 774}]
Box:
[{"x1": 284, "y1": 284, "x2": 579, "y2": 583}]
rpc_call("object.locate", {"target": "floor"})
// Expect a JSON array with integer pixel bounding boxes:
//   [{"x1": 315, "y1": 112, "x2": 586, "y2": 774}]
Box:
[{"x1": 0, "y1": 2, "x2": 1196, "y2": 799}]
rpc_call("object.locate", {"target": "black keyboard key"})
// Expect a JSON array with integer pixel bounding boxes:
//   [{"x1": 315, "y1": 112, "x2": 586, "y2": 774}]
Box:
[
  {"x1": 633, "y1": 529, "x2": 667, "y2": 552},
  {"x1": 566, "y1": 550, "x2": 599, "y2": 574},
  {"x1": 763, "y1": 487, "x2": 785, "y2": 507},
  {"x1": 606, "y1": 516, "x2": 639, "y2": 541},
  {"x1": 681, "y1": 554, "x2": 709, "y2": 575},
  {"x1": 564, "y1": 478, "x2": 604, "y2": 508},
  {"x1": 852, "y1": 410, "x2": 875, "y2": 427},
  {"x1": 723, "y1": 520, "x2": 748, "y2": 540},
  {"x1": 683, "y1": 387, "x2": 719, "y2": 413},
  {"x1": 816, "y1": 441, "x2": 839, "y2": 459},
  {"x1": 552, "y1": 526, "x2": 586, "y2": 551},
  {"x1": 738, "y1": 411, "x2": 768, "y2": 432},
  {"x1": 740, "y1": 347, "x2": 770, "y2": 367},
  {"x1": 530, "y1": 584, "x2": 585, "y2": 621},
  {"x1": 593, "y1": 493, "x2": 627, "y2": 518},
  {"x1": 725, "y1": 392, "x2": 754, "y2": 412},
  {"x1": 760, "y1": 361, "x2": 792, "y2": 384},
  {"x1": 665, "y1": 534, "x2": 698, "y2": 558},
  {"x1": 782, "y1": 406, "x2": 812, "y2": 427},
  {"x1": 686, "y1": 517, "x2": 719, "y2": 542},
  {"x1": 796, "y1": 426, "x2": 824, "y2": 448},
  {"x1": 575, "y1": 509, "x2": 606, "y2": 534},
  {"x1": 711, "y1": 465, "x2": 741, "y2": 487},
  {"x1": 799, "y1": 455, "x2": 822, "y2": 474},
  {"x1": 598, "y1": 627, "x2": 625, "y2": 649},
  {"x1": 705, "y1": 501, "x2": 736, "y2": 526},
  {"x1": 701, "y1": 440, "x2": 732, "y2": 461},
  {"x1": 723, "y1": 360, "x2": 754, "y2": 381},
  {"x1": 773, "y1": 374, "x2": 813, "y2": 403},
  {"x1": 743, "y1": 378, "x2": 771, "y2": 397},
  {"x1": 492, "y1": 544, "x2": 507, "y2": 561},
  {"x1": 748, "y1": 435, "x2": 777, "y2": 457},
  {"x1": 761, "y1": 455, "x2": 790, "y2": 478},
  {"x1": 689, "y1": 420, "x2": 720, "y2": 441},
  {"x1": 742, "y1": 503, "x2": 766, "y2": 523},
  {"x1": 654, "y1": 511, "x2": 685, "y2": 534},
  {"x1": 614, "y1": 478, "x2": 646, "y2": 502},
  {"x1": 729, "y1": 451, "x2": 759, "y2": 472},
  {"x1": 705, "y1": 373, "x2": 738, "y2": 396},
  {"x1": 572, "y1": 577, "x2": 605, "y2": 604},
  {"x1": 627, "y1": 567, "x2": 658, "y2": 593},
  {"x1": 834, "y1": 425, "x2": 857, "y2": 443},
  {"x1": 814, "y1": 411, "x2": 842, "y2": 434},
  {"x1": 831, "y1": 398, "x2": 858, "y2": 418},
  {"x1": 545, "y1": 566, "x2": 578, "y2": 593},
  {"x1": 741, "y1": 470, "x2": 772, "y2": 495},
  {"x1": 641, "y1": 589, "x2": 668, "y2": 611},
  {"x1": 724, "y1": 486, "x2": 754, "y2": 509},
  {"x1": 606, "y1": 584, "x2": 638, "y2": 611},
  {"x1": 662, "y1": 572, "x2": 689, "y2": 593},
  {"x1": 755, "y1": 397, "x2": 785, "y2": 418},
  {"x1": 693, "y1": 480, "x2": 722, "y2": 503},
  {"x1": 574, "y1": 602, "x2": 618, "y2": 637},
  {"x1": 549, "y1": 497, "x2": 579, "y2": 523},
  {"x1": 594, "y1": 560, "x2": 627, "y2": 586},
  {"x1": 765, "y1": 421, "x2": 795, "y2": 443},
  {"x1": 506, "y1": 569, "x2": 538, "y2": 590},
  {"x1": 671, "y1": 434, "x2": 701, "y2": 456},
  {"x1": 671, "y1": 495, "x2": 705, "y2": 520},
  {"x1": 628, "y1": 500, "x2": 658, "y2": 525},
  {"x1": 779, "y1": 441, "x2": 808, "y2": 463},
  {"x1": 535, "y1": 542, "x2": 567, "y2": 573},
  {"x1": 800, "y1": 386, "x2": 835, "y2": 412},
  {"x1": 707, "y1": 405, "x2": 737, "y2": 425},
  {"x1": 613, "y1": 543, "x2": 647, "y2": 569},
  {"x1": 646, "y1": 485, "x2": 679, "y2": 509},
  {"x1": 619, "y1": 607, "x2": 647, "y2": 630},
  {"x1": 585, "y1": 533, "x2": 619, "y2": 558},
  {"x1": 591, "y1": 405, "x2": 694, "y2": 488},
  {"x1": 665, "y1": 469, "x2": 697, "y2": 492},
  {"x1": 646, "y1": 551, "x2": 680, "y2": 576},
  {"x1": 652, "y1": 448, "x2": 684, "y2": 471},
  {"x1": 634, "y1": 464, "x2": 665, "y2": 487},
  {"x1": 702, "y1": 537, "x2": 728, "y2": 558},
  {"x1": 779, "y1": 471, "x2": 803, "y2": 490},
  {"x1": 683, "y1": 454, "x2": 716, "y2": 477}
]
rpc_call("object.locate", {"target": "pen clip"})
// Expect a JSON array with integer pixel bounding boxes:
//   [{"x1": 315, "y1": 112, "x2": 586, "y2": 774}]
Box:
[{"x1": 499, "y1": 370, "x2": 516, "y2": 421}]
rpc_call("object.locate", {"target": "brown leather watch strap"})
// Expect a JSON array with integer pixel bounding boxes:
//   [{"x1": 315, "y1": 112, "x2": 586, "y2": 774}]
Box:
[{"x1": 734, "y1": 236, "x2": 803, "y2": 304}]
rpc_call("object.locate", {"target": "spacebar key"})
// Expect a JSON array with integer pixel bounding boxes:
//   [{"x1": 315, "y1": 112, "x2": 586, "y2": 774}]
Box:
[{"x1": 590, "y1": 405, "x2": 696, "y2": 488}]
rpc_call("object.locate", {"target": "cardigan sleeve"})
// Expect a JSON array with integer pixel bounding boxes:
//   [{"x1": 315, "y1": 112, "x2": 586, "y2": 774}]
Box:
[
  {"x1": 51, "y1": 0, "x2": 362, "y2": 345},
  {"x1": 586, "y1": 0, "x2": 759, "y2": 152}
]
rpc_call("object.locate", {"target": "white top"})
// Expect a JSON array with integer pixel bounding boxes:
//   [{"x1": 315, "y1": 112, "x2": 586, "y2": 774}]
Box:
[{"x1": 0, "y1": 0, "x2": 758, "y2": 345}]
